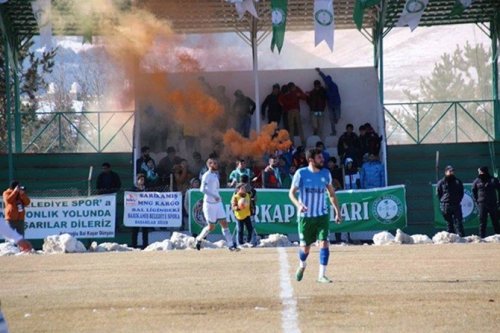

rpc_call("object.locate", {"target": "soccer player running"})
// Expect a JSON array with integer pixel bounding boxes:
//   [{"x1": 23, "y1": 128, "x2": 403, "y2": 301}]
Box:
[
  {"x1": 195, "y1": 158, "x2": 238, "y2": 251},
  {"x1": 289, "y1": 148, "x2": 342, "y2": 283}
]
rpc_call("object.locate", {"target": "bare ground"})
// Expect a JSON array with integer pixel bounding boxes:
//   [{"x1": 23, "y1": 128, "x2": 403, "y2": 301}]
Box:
[{"x1": 0, "y1": 243, "x2": 499, "y2": 333}]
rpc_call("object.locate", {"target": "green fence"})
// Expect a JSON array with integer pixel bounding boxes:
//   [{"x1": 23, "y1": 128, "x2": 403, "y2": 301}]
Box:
[{"x1": 384, "y1": 100, "x2": 495, "y2": 144}]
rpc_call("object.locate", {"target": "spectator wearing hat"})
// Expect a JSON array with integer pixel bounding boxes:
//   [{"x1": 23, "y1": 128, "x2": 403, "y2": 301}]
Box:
[
  {"x1": 3, "y1": 180, "x2": 31, "y2": 236},
  {"x1": 344, "y1": 158, "x2": 361, "y2": 190},
  {"x1": 436, "y1": 165, "x2": 465, "y2": 236},
  {"x1": 472, "y1": 166, "x2": 500, "y2": 238},
  {"x1": 233, "y1": 89, "x2": 256, "y2": 138},
  {"x1": 261, "y1": 83, "x2": 283, "y2": 126}
]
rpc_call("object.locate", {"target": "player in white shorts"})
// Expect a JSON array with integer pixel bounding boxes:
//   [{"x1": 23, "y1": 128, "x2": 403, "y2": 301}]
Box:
[{"x1": 195, "y1": 158, "x2": 238, "y2": 251}]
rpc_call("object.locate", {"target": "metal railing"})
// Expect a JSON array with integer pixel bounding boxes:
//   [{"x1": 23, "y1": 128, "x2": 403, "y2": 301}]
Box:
[
  {"x1": 384, "y1": 100, "x2": 495, "y2": 144},
  {"x1": 16, "y1": 110, "x2": 135, "y2": 153}
]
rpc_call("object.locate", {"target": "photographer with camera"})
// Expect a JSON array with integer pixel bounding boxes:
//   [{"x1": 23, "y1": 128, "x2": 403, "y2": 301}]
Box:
[{"x1": 3, "y1": 180, "x2": 31, "y2": 236}]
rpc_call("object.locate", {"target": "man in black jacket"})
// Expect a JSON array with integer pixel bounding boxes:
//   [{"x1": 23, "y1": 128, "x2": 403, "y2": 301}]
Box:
[
  {"x1": 261, "y1": 83, "x2": 282, "y2": 126},
  {"x1": 472, "y1": 166, "x2": 500, "y2": 238},
  {"x1": 436, "y1": 165, "x2": 465, "y2": 236},
  {"x1": 96, "y1": 162, "x2": 122, "y2": 194}
]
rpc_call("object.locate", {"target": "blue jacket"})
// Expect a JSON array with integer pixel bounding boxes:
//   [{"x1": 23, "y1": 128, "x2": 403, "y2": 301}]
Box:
[
  {"x1": 360, "y1": 161, "x2": 385, "y2": 189},
  {"x1": 318, "y1": 71, "x2": 341, "y2": 105}
]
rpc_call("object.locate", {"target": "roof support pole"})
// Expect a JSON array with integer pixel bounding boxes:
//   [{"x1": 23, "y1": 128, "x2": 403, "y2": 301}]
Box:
[
  {"x1": 4, "y1": 35, "x2": 14, "y2": 182},
  {"x1": 492, "y1": 18, "x2": 499, "y2": 142},
  {"x1": 14, "y1": 64, "x2": 22, "y2": 152},
  {"x1": 251, "y1": 16, "x2": 261, "y2": 133}
]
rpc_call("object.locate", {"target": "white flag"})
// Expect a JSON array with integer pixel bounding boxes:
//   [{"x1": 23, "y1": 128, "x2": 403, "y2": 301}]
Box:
[
  {"x1": 31, "y1": 0, "x2": 52, "y2": 50},
  {"x1": 226, "y1": 0, "x2": 259, "y2": 20},
  {"x1": 396, "y1": 0, "x2": 429, "y2": 31},
  {"x1": 314, "y1": 0, "x2": 334, "y2": 51}
]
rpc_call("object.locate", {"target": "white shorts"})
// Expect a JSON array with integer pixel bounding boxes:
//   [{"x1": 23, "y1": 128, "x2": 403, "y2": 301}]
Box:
[{"x1": 203, "y1": 201, "x2": 226, "y2": 223}]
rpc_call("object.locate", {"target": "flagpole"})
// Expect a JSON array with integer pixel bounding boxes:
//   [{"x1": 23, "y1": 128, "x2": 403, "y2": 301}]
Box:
[{"x1": 251, "y1": 16, "x2": 261, "y2": 133}]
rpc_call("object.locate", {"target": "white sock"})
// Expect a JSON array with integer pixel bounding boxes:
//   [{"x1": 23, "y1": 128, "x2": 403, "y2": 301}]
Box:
[
  {"x1": 319, "y1": 265, "x2": 327, "y2": 278},
  {"x1": 222, "y1": 228, "x2": 233, "y2": 246},
  {"x1": 300, "y1": 261, "x2": 307, "y2": 269},
  {"x1": 196, "y1": 226, "x2": 211, "y2": 242}
]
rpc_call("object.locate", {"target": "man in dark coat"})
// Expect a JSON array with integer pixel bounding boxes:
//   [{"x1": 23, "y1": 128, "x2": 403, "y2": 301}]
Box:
[
  {"x1": 472, "y1": 166, "x2": 500, "y2": 238},
  {"x1": 436, "y1": 165, "x2": 465, "y2": 236}
]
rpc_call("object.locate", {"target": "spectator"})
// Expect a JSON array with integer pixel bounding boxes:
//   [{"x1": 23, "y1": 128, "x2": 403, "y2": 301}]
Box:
[
  {"x1": 3, "y1": 180, "x2": 31, "y2": 236},
  {"x1": 136, "y1": 146, "x2": 155, "y2": 176},
  {"x1": 143, "y1": 159, "x2": 159, "y2": 188},
  {"x1": 344, "y1": 158, "x2": 361, "y2": 190},
  {"x1": 214, "y1": 85, "x2": 232, "y2": 129},
  {"x1": 96, "y1": 162, "x2": 122, "y2": 194},
  {"x1": 130, "y1": 173, "x2": 151, "y2": 249},
  {"x1": 173, "y1": 159, "x2": 193, "y2": 193},
  {"x1": 231, "y1": 183, "x2": 254, "y2": 247},
  {"x1": 307, "y1": 80, "x2": 328, "y2": 138},
  {"x1": 261, "y1": 83, "x2": 283, "y2": 126},
  {"x1": 360, "y1": 154, "x2": 385, "y2": 189},
  {"x1": 190, "y1": 151, "x2": 205, "y2": 177},
  {"x1": 436, "y1": 165, "x2": 465, "y2": 236},
  {"x1": 281, "y1": 165, "x2": 297, "y2": 189},
  {"x1": 316, "y1": 68, "x2": 341, "y2": 136},
  {"x1": 315, "y1": 141, "x2": 330, "y2": 164},
  {"x1": 364, "y1": 123, "x2": 383, "y2": 155},
  {"x1": 472, "y1": 166, "x2": 500, "y2": 238},
  {"x1": 280, "y1": 84, "x2": 290, "y2": 131},
  {"x1": 241, "y1": 174, "x2": 258, "y2": 247},
  {"x1": 233, "y1": 89, "x2": 256, "y2": 138},
  {"x1": 228, "y1": 159, "x2": 253, "y2": 188},
  {"x1": 292, "y1": 146, "x2": 308, "y2": 169},
  {"x1": 279, "y1": 82, "x2": 307, "y2": 145},
  {"x1": 263, "y1": 155, "x2": 282, "y2": 188},
  {"x1": 358, "y1": 125, "x2": 368, "y2": 156},
  {"x1": 326, "y1": 157, "x2": 343, "y2": 190},
  {"x1": 157, "y1": 146, "x2": 183, "y2": 186},
  {"x1": 338, "y1": 124, "x2": 361, "y2": 165}
]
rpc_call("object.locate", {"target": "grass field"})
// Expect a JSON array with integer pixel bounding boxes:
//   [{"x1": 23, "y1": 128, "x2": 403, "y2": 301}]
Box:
[{"x1": 1, "y1": 243, "x2": 499, "y2": 332}]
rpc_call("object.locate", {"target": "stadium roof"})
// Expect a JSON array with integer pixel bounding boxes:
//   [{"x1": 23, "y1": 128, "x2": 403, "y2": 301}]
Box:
[
  {"x1": 136, "y1": 0, "x2": 500, "y2": 34},
  {"x1": 0, "y1": 0, "x2": 39, "y2": 40}
]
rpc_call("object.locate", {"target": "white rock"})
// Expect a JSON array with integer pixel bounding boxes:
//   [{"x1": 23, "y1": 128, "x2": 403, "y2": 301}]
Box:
[
  {"x1": 395, "y1": 229, "x2": 413, "y2": 244},
  {"x1": 0, "y1": 242, "x2": 20, "y2": 256},
  {"x1": 411, "y1": 234, "x2": 433, "y2": 244},
  {"x1": 373, "y1": 231, "x2": 396, "y2": 245},
  {"x1": 259, "y1": 234, "x2": 292, "y2": 247},
  {"x1": 462, "y1": 235, "x2": 482, "y2": 243},
  {"x1": 144, "y1": 240, "x2": 174, "y2": 251},
  {"x1": 432, "y1": 231, "x2": 462, "y2": 244},
  {"x1": 169, "y1": 232, "x2": 192, "y2": 249},
  {"x1": 483, "y1": 234, "x2": 500, "y2": 243},
  {"x1": 43, "y1": 234, "x2": 87, "y2": 253},
  {"x1": 89, "y1": 242, "x2": 134, "y2": 252}
]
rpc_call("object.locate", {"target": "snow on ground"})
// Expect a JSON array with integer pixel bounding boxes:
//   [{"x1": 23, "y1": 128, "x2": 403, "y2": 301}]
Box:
[{"x1": 1, "y1": 231, "x2": 500, "y2": 256}]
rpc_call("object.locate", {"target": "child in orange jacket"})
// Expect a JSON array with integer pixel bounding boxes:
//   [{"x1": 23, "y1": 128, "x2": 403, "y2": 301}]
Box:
[{"x1": 3, "y1": 180, "x2": 31, "y2": 236}]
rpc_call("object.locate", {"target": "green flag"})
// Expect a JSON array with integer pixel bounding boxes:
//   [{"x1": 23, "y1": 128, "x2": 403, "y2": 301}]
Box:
[
  {"x1": 271, "y1": 0, "x2": 287, "y2": 53},
  {"x1": 450, "y1": 0, "x2": 473, "y2": 16},
  {"x1": 353, "y1": 0, "x2": 380, "y2": 30}
]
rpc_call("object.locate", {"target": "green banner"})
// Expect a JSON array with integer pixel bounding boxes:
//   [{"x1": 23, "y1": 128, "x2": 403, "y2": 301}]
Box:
[
  {"x1": 188, "y1": 185, "x2": 407, "y2": 235},
  {"x1": 432, "y1": 184, "x2": 479, "y2": 229},
  {"x1": 271, "y1": 0, "x2": 288, "y2": 53}
]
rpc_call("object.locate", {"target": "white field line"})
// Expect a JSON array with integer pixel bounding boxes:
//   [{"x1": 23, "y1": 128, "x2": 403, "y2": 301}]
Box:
[{"x1": 277, "y1": 247, "x2": 300, "y2": 333}]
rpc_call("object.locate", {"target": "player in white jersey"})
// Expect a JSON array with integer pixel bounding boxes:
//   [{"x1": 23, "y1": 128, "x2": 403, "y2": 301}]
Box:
[
  {"x1": 289, "y1": 148, "x2": 341, "y2": 283},
  {"x1": 195, "y1": 158, "x2": 238, "y2": 251}
]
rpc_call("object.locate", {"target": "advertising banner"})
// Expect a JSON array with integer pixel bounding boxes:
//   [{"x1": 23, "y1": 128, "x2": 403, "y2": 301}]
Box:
[
  {"x1": 432, "y1": 184, "x2": 479, "y2": 229},
  {"x1": 189, "y1": 185, "x2": 407, "y2": 235},
  {"x1": 1, "y1": 195, "x2": 116, "y2": 239},
  {"x1": 123, "y1": 191, "x2": 182, "y2": 228}
]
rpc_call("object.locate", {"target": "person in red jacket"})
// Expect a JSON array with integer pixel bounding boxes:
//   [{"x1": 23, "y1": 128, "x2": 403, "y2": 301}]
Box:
[
  {"x1": 279, "y1": 82, "x2": 307, "y2": 145},
  {"x1": 3, "y1": 180, "x2": 31, "y2": 236}
]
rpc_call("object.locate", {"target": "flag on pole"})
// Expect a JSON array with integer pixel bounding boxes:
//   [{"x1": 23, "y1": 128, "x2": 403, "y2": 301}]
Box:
[
  {"x1": 396, "y1": 0, "x2": 429, "y2": 31},
  {"x1": 353, "y1": 0, "x2": 380, "y2": 30},
  {"x1": 450, "y1": 0, "x2": 473, "y2": 16},
  {"x1": 271, "y1": 0, "x2": 287, "y2": 53},
  {"x1": 314, "y1": 0, "x2": 334, "y2": 51},
  {"x1": 226, "y1": 0, "x2": 259, "y2": 20},
  {"x1": 31, "y1": 0, "x2": 52, "y2": 49}
]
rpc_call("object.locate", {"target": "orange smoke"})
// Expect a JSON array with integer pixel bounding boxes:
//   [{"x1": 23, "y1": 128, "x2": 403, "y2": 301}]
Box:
[{"x1": 223, "y1": 123, "x2": 293, "y2": 160}]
